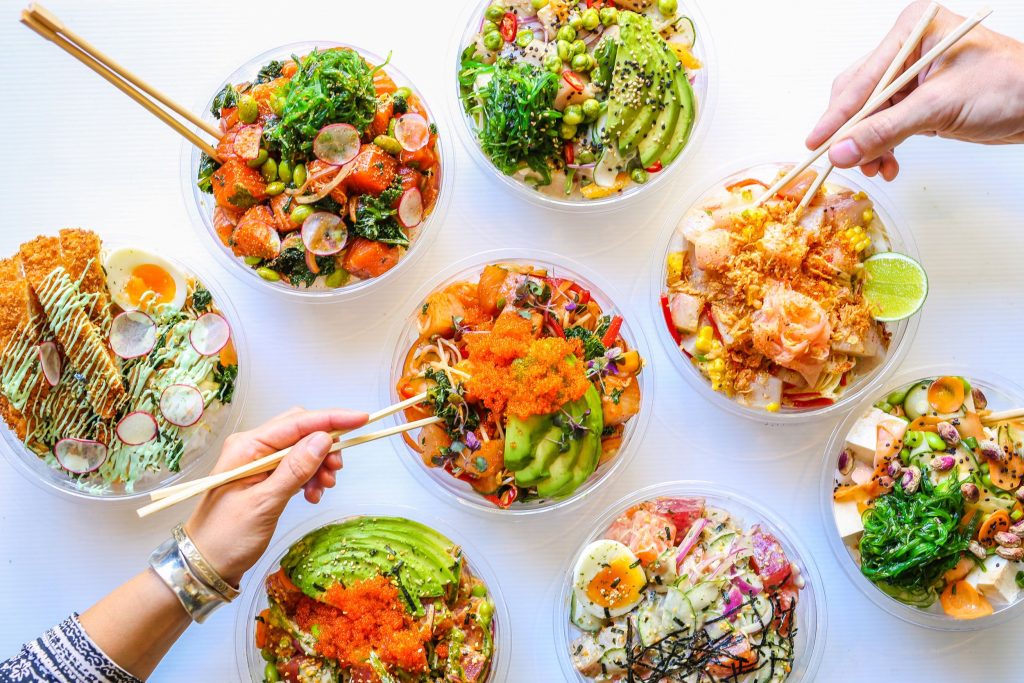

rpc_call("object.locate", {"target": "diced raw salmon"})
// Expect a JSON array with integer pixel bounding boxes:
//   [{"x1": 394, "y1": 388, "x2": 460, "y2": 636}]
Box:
[
  {"x1": 369, "y1": 95, "x2": 394, "y2": 138},
  {"x1": 211, "y1": 158, "x2": 267, "y2": 210},
  {"x1": 231, "y1": 206, "x2": 281, "y2": 260},
  {"x1": 342, "y1": 237, "x2": 399, "y2": 280},
  {"x1": 344, "y1": 144, "x2": 398, "y2": 195}
]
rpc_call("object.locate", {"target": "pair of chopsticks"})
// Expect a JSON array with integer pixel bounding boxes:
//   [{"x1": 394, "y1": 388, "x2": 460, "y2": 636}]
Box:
[
  {"x1": 20, "y1": 3, "x2": 221, "y2": 160},
  {"x1": 136, "y1": 392, "x2": 433, "y2": 518},
  {"x1": 981, "y1": 408, "x2": 1024, "y2": 426},
  {"x1": 759, "y1": 4, "x2": 992, "y2": 211}
]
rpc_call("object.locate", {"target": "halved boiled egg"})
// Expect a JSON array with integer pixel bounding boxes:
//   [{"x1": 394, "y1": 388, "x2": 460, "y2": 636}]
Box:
[
  {"x1": 572, "y1": 539, "x2": 647, "y2": 619},
  {"x1": 105, "y1": 248, "x2": 186, "y2": 311}
]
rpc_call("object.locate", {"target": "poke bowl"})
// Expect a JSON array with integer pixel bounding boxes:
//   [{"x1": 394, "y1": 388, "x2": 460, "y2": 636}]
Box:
[
  {"x1": 555, "y1": 481, "x2": 826, "y2": 682},
  {"x1": 823, "y1": 367, "x2": 1024, "y2": 630},
  {"x1": 385, "y1": 249, "x2": 651, "y2": 515},
  {"x1": 0, "y1": 229, "x2": 247, "y2": 501},
  {"x1": 654, "y1": 161, "x2": 922, "y2": 423},
  {"x1": 184, "y1": 41, "x2": 451, "y2": 302},
  {"x1": 453, "y1": 0, "x2": 714, "y2": 211},
  {"x1": 237, "y1": 507, "x2": 510, "y2": 682}
]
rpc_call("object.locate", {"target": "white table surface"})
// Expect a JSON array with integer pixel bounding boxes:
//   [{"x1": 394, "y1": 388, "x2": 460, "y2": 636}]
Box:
[{"x1": 1, "y1": 0, "x2": 1023, "y2": 680}]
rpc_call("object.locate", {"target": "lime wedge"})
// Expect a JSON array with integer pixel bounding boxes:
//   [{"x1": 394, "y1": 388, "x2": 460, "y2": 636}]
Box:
[{"x1": 862, "y1": 252, "x2": 928, "y2": 322}]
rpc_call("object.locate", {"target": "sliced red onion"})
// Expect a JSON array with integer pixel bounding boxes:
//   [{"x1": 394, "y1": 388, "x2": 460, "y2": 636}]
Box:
[
  {"x1": 723, "y1": 586, "x2": 744, "y2": 621},
  {"x1": 189, "y1": 313, "x2": 231, "y2": 356},
  {"x1": 393, "y1": 113, "x2": 429, "y2": 152},
  {"x1": 54, "y1": 438, "x2": 107, "y2": 473},
  {"x1": 731, "y1": 574, "x2": 762, "y2": 597},
  {"x1": 301, "y1": 212, "x2": 348, "y2": 256},
  {"x1": 37, "y1": 341, "x2": 61, "y2": 386},
  {"x1": 109, "y1": 311, "x2": 157, "y2": 359},
  {"x1": 313, "y1": 124, "x2": 360, "y2": 166},
  {"x1": 675, "y1": 518, "x2": 709, "y2": 570},
  {"x1": 159, "y1": 384, "x2": 204, "y2": 428},
  {"x1": 397, "y1": 187, "x2": 423, "y2": 229},
  {"x1": 116, "y1": 411, "x2": 158, "y2": 445}
]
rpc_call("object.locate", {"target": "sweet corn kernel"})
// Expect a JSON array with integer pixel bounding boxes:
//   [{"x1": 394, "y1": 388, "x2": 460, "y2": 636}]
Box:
[
  {"x1": 709, "y1": 358, "x2": 725, "y2": 373},
  {"x1": 695, "y1": 326, "x2": 714, "y2": 353},
  {"x1": 667, "y1": 251, "x2": 684, "y2": 281},
  {"x1": 853, "y1": 191, "x2": 867, "y2": 201},
  {"x1": 862, "y1": 209, "x2": 874, "y2": 224},
  {"x1": 765, "y1": 402, "x2": 780, "y2": 413},
  {"x1": 741, "y1": 189, "x2": 754, "y2": 202}
]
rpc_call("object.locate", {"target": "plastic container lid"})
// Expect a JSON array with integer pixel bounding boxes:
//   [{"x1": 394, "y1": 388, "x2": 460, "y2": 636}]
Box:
[{"x1": 181, "y1": 41, "x2": 451, "y2": 303}]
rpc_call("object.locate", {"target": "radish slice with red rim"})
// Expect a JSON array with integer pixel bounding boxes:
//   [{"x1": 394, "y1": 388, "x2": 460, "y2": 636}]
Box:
[
  {"x1": 394, "y1": 113, "x2": 429, "y2": 152},
  {"x1": 160, "y1": 384, "x2": 205, "y2": 428},
  {"x1": 189, "y1": 313, "x2": 231, "y2": 356},
  {"x1": 116, "y1": 411, "x2": 158, "y2": 445},
  {"x1": 109, "y1": 311, "x2": 157, "y2": 359},
  {"x1": 397, "y1": 187, "x2": 423, "y2": 229},
  {"x1": 301, "y1": 212, "x2": 348, "y2": 256},
  {"x1": 313, "y1": 124, "x2": 360, "y2": 166},
  {"x1": 37, "y1": 341, "x2": 61, "y2": 386},
  {"x1": 233, "y1": 124, "x2": 263, "y2": 161},
  {"x1": 54, "y1": 438, "x2": 108, "y2": 474}
]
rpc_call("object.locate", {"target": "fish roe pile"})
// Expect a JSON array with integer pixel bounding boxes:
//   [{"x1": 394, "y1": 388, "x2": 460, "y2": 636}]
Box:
[
  {"x1": 293, "y1": 575, "x2": 428, "y2": 672},
  {"x1": 465, "y1": 312, "x2": 590, "y2": 419}
]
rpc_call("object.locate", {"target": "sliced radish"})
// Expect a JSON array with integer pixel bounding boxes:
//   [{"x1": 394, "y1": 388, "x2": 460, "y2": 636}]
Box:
[
  {"x1": 394, "y1": 113, "x2": 429, "y2": 152},
  {"x1": 160, "y1": 384, "x2": 205, "y2": 428},
  {"x1": 301, "y1": 212, "x2": 348, "y2": 256},
  {"x1": 109, "y1": 311, "x2": 157, "y2": 360},
  {"x1": 37, "y1": 341, "x2": 61, "y2": 386},
  {"x1": 189, "y1": 313, "x2": 231, "y2": 356},
  {"x1": 397, "y1": 187, "x2": 423, "y2": 229},
  {"x1": 54, "y1": 438, "x2": 108, "y2": 474},
  {"x1": 313, "y1": 124, "x2": 360, "y2": 166},
  {"x1": 233, "y1": 124, "x2": 263, "y2": 161},
  {"x1": 116, "y1": 411, "x2": 158, "y2": 445}
]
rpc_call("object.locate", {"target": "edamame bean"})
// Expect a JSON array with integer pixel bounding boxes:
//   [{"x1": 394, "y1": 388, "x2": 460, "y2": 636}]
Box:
[
  {"x1": 556, "y1": 25, "x2": 576, "y2": 42},
  {"x1": 373, "y1": 135, "x2": 403, "y2": 155},
  {"x1": 278, "y1": 159, "x2": 293, "y2": 184},
  {"x1": 600, "y1": 6, "x2": 618, "y2": 25},
  {"x1": 571, "y1": 39, "x2": 586, "y2": 55},
  {"x1": 658, "y1": 0, "x2": 678, "y2": 16},
  {"x1": 289, "y1": 204, "x2": 313, "y2": 225},
  {"x1": 266, "y1": 181, "x2": 286, "y2": 196},
  {"x1": 630, "y1": 167, "x2": 649, "y2": 184},
  {"x1": 256, "y1": 267, "x2": 280, "y2": 282},
  {"x1": 325, "y1": 269, "x2": 350, "y2": 288},
  {"x1": 264, "y1": 662, "x2": 280, "y2": 682},
  {"x1": 483, "y1": 30, "x2": 503, "y2": 51},
  {"x1": 237, "y1": 95, "x2": 259, "y2": 124},
  {"x1": 543, "y1": 53, "x2": 563, "y2": 73},
  {"x1": 246, "y1": 148, "x2": 269, "y2": 169},
  {"x1": 559, "y1": 121, "x2": 577, "y2": 139},
  {"x1": 270, "y1": 94, "x2": 286, "y2": 116},
  {"x1": 484, "y1": 4, "x2": 505, "y2": 21},
  {"x1": 516, "y1": 29, "x2": 534, "y2": 47},
  {"x1": 394, "y1": 86, "x2": 413, "y2": 100},
  {"x1": 899, "y1": 447, "x2": 911, "y2": 464},
  {"x1": 582, "y1": 98, "x2": 600, "y2": 121},
  {"x1": 571, "y1": 53, "x2": 590, "y2": 72},
  {"x1": 477, "y1": 600, "x2": 494, "y2": 626},
  {"x1": 556, "y1": 39, "x2": 571, "y2": 61},
  {"x1": 292, "y1": 163, "x2": 307, "y2": 189},
  {"x1": 482, "y1": 19, "x2": 498, "y2": 33},
  {"x1": 925, "y1": 431, "x2": 947, "y2": 451},
  {"x1": 569, "y1": 14, "x2": 583, "y2": 30},
  {"x1": 471, "y1": 584, "x2": 488, "y2": 598},
  {"x1": 577, "y1": 149, "x2": 595, "y2": 164},
  {"x1": 903, "y1": 430, "x2": 923, "y2": 448},
  {"x1": 982, "y1": 473, "x2": 995, "y2": 489},
  {"x1": 875, "y1": 401, "x2": 893, "y2": 413},
  {"x1": 243, "y1": 256, "x2": 262, "y2": 266},
  {"x1": 886, "y1": 388, "x2": 910, "y2": 405},
  {"x1": 562, "y1": 104, "x2": 584, "y2": 126},
  {"x1": 260, "y1": 157, "x2": 278, "y2": 182},
  {"x1": 581, "y1": 8, "x2": 600, "y2": 30},
  {"x1": 261, "y1": 648, "x2": 275, "y2": 662},
  {"x1": 531, "y1": 0, "x2": 549, "y2": 7}
]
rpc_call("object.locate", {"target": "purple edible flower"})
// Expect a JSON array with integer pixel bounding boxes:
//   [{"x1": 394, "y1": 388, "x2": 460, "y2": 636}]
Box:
[
  {"x1": 564, "y1": 301, "x2": 577, "y2": 311},
  {"x1": 464, "y1": 431, "x2": 481, "y2": 452}
]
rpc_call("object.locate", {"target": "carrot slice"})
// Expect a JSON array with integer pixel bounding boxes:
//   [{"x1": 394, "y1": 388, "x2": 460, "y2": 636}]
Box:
[
  {"x1": 874, "y1": 425, "x2": 903, "y2": 469},
  {"x1": 943, "y1": 556, "x2": 975, "y2": 583},
  {"x1": 928, "y1": 376, "x2": 965, "y2": 414},
  {"x1": 908, "y1": 415, "x2": 942, "y2": 433},
  {"x1": 940, "y1": 580, "x2": 993, "y2": 620},
  {"x1": 989, "y1": 451, "x2": 1024, "y2": 492},
  {"x1": 978, "y1": 510, "x2": 1011, "y2": 547},
  {"x1": 957, "y1": 411, "x2": 986, "y2": 441},
  {"x1": 255, "y1": 608, "x2": 271, "y2": 649}
]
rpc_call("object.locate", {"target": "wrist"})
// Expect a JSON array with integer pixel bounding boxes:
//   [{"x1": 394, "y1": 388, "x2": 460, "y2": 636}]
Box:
[
  {"x1": 183, "y1": 520, "x2": 247, "y2": 586},
  {"x1": 147, "y1": 537, "x2": 227, "y2": 623}
]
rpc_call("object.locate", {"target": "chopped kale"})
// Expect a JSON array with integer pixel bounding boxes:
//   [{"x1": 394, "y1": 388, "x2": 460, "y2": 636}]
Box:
[
  {"x1": 254, "y1": 60, "x2": 284, "y2": 85},
  {"x1": 424, "y1": 368, "x2": 478, "y2": 438},
  {"x1": 190, "y1": 287, "x2": 212, "y2": 312},
  {"x1": 391, "y1": 93, "x2": 408, "y2": 115},
  {"x1": 352, "y1": 178, "x2": 409, "y2": 247},
  {"x1": 266, "y1": 247, "x2": 335, "y2": 288},
  {"x1": 196, "y1": 153, "x2": 217, "y2": 193},
  {"x1": 210, "y1": 83, "x2": 237, "y2": 119},
  {"x1": 565, "y1": 325, "x2": 607, "y2": 361},
  {"x1": 214, "y1": 363, "x2": 238, "y2": 403}
]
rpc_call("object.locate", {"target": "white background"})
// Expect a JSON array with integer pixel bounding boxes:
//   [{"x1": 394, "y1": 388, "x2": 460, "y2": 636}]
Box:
[{"x1": 1, "y1": 0, "x2": 1023, "y2": 680}]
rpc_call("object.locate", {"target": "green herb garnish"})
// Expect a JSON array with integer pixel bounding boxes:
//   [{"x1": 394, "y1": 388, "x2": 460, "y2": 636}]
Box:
[
  {"x1": 265, "y1": 247, "x2": 335, "y2": 288},
  {"x1": 190, "y1": 287, "x2": 212, "y2": 313},
  {"x1": 565, "y1": 326, "x2": 607, "y2": 361}
]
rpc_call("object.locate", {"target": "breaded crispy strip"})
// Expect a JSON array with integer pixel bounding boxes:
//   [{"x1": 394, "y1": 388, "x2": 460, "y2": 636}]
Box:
[
  {"x1": 59, "y1": 228, "x2": 112, "y2": 330},
  {"x1": 0, "y1": 257, "x2": 30, "y2": 439},
  {"x1": 19, "y1": 236, "x2": 124, "y2": 419}
]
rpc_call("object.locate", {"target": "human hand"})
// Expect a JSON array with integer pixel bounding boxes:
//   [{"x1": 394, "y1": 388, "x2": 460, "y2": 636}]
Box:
[
  {"x1": 806, "y1": 0, "x2": 1024, "y2": 180},
  {"x1": 184, "y1": 407, "x2": 368, "y2": 585}
]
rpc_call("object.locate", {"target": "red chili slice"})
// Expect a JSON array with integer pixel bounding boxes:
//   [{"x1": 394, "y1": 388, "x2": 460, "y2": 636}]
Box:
[
  {"x1": 562, "y1": 70, "x2": 585, "y2": 93},
  {"x1": 660, "y1": 295, "x2": 684, "y2": 347},
  {"x1": 645, "y1": 160, "x2": 663, "y2": 173},
  {"x1": 564, "y1": 142, "x2": 575, "y2": 165},
  {"x1": 725, "y1": 178, "x2": 770, "y2": 192},
  {"x1": 500, "y1": 12, "x2": 517, "y2": 42},
  {"x1": 545, "y1": 312, "x2": 566, "y2": 339},
  {"x1": 789, "y1": 397, "x2": 835, "y2": 409},
  {"x1": 601, "y1": 315, "x2": 624, "y2": 347}
]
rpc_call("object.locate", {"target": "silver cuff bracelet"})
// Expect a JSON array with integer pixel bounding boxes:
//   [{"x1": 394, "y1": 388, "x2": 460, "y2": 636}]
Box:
[
  {"x1": 148, "y1": 537, "x2": 226, "y2": 623},
  {"x1": 172, "y1": 524, "x2": 240, "y2": 602}
]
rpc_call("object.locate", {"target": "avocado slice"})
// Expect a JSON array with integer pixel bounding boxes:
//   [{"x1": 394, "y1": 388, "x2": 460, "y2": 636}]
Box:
[
  {"x1": 570, "y1": 386, "x2": 605, "y2": 492},
  {"x1": 659, "y1": 66, "x2": 695, "y2": 165},
  {"x1": 638, "y1": 62, "x2": 681, "y2": 167},
  {"x1": 514, "y1": 425, "x2": 564, "y2": 487},
  {"x1": 618, "y1": 104, "x2": 658, "y2": 158},
  {"x1": 504, "y1": 413, "x2": 553, "y2": 471},
  {"x1": 538, "y1": 435, "x2": 583, "y2": 498}
]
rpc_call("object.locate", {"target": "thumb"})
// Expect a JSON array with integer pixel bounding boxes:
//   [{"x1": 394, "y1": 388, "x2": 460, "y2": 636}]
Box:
[
  {"x1": 261, "y1": 431, "x2": 334, "y2": 502},
  {"x1": 827, "y1": 93, "x2": 937, "y2": 168}
]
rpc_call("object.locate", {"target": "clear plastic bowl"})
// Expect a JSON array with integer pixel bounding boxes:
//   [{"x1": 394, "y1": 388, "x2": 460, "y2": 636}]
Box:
[
  {"x1": 235, "y1": 505, "x2": 511, "y2": 681},
  {"x1": 383, "y1": 248, "x2": 653, "y2": 516},
  {"x1": 650, "y1": 160, "x2": 921, "y2": 424},
  {"x1": 449, "y1": 0, "x2": 717, "y2": 213},
  {"x1": 181, "y1": 41, "x2": 452, "y2": 303},
  {"x1": 555, "y1": 481, "x2": 827, "y2": 681},
  {"x1": 0, "y1": 244, "x2": 248, "y2": 503},
  {"x1": 820, "y1": 365, "x2": 1024, "y2": 631}
]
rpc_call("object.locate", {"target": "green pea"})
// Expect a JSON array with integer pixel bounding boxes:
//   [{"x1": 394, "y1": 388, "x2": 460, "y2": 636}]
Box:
[
  {"x1": 571, "y1": 39, "x2": 586, "y2": 55},
  {"x1": 260, "y1": 648, "x2": 274, "y2": 662},
  {"x1": 516, "y1": 29, "x2": 535, "y2": 48},
  {"x1": 483, "y1": 30, "x2": 503, "y2": 51},
  {"x1": 484, "y1": 4, "x2": 505, "y2": 21},
  {"x1": 373, "y1": 134, "x2": 403, "y2": 155},
  {"x1": 260, "y1": 157, "x2": 278, "y2": 182},
  {"x1": 270, "y1": 94, "x2": 286, "y2": 117},
  {"x1": 581, "y1": 8, "x2": 600, "y2": 30},
  {"x1": 599, "y1": 6, "x2": 618, "y2": 25},
  {"x1": 482, "y1": 19, "x2": 498, "y2": 33},
  {"x1": 256, "y1": 267, "x2": 280, "y2": 282},
  {"x1": 903, "y1": 430, "x2": 923, "y2": 448},
  {"x1": 277, "y1": 159, "x2": 293, "y2": 184},
  {"x1": 265, "y1": 181, "x2": 286, "y2": 196},
  {"x1": 658, "y1": 0, "x2": 678, "y2": 16},
  {"x1": 630, "y1": 167, "x2": 649, "y2": 184},
  {"x1": 289, "y1": 204, "x2": 313, "y2": 225},
  {"x1": 562, "y1": 104, "x2": 584, "y2": 126},
  {"x1": 582, "y1": 98, "x2": 601, "y2": 121},
  {"x1": 543, "y1": 53, "x2": 563, "y2": 73},
  {"x1": 325, "y1": 268, "x2": 350, "y2": 288},
  {"x1": 569, "y1": 14, "x2": 583, "y2": 30},
  {"x1": 556, "y1": 39, "x2": 571, "y2": 61},
  {"x1": 559, "y1": 121, "x2": 577, "y2": 139},
  {"x1": 264, "y1": 661, "x2": 280, "y2": 683},
  {"x1": 471, "y1": 584, "x2": 488, "y2": 598},
  {"x1": 577, "y1": 149, "x2": 595, "y2": 164},
  {"x1": 571, "y1": 53, "x2": 591, "y2": 72},
  {"x1": 925, "y1": 431, "x2": 947, "y2": 451},
  {"x1": 980, "y1": 462, "x2": 990, "y2": 474},
  {"x1": 237, "y1": 95, "x2": 259, "y2": 124},
  {"x1": 394, "y1": 86, "x2": 413, "y2": 100},
  {"x1": 982, "y1": 473, "x2": 995, "y2": 489},
  {"x1": 246, "y1": 148, "x2": 269, "y2": 169},
  {"x1": 292, "y1": 163, "x2": 307, "y2": 189},
  {"x1": 556, "y1": 25, "x2": 576, "y2": 42},
  {"x1": 531, "y1": 0, "x2": 548, "y2": 8},
  {"x1": 243, "y1": 256, "x2": 262, "y2": 266},
  {"x1": 886, "y1": 388, "x2": 910, "y2": 406}
]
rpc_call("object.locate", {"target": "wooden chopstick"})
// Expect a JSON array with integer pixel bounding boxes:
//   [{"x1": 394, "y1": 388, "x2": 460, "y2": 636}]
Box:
[
  {"x1": 149, "y1": 391, "x2": 428, "y2": 501},
  {"x1": 137, "y1": 414, "x2": 442, "y2": 518},
  {"x1": 20, "y1": 9, "x2": 221, "y2": 161},
  {"x1": 759, "y1": 6, "x2": 992, "y2": 205},
  {"x1": 981, "y1": 409, "x2": 1024, "y2": 425},
  {"x1": 26, "y1": 3, "x2": 222, "y2": 139},
  {"x1": 794, "y1": 2, "x2": 941, "y2": 216}
]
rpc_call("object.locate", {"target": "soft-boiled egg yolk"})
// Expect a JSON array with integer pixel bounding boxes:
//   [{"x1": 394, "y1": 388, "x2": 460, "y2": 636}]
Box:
[
  {"x1": 125, "y1": 263, "x2": 177, "y2": 307},
  {"x1": 586, "y1": 557, "x2": 646, "y2": 611}
]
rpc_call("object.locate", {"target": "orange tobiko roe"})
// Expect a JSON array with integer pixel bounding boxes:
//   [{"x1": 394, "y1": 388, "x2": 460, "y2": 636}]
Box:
[
  {"x1": 465, "y1": 312, "x2": 590, "y2": 420},
  {"x1": 293, "y1": 575, "x2": 428, "y2": 673}
]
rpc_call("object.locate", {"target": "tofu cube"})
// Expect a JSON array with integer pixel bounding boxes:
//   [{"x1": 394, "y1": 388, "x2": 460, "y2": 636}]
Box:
[
  {"x1": 845, "y1": 408, "x2": 908, "y2": 463},
  {"x1": 833, "y1": 500, "x2": 864, "y2": 542},
  {"x1": 966, "y1": 555, "x2": 1022, "y2": 604}
]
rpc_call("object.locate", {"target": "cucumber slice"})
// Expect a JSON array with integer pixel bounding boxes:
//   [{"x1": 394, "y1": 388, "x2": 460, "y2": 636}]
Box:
[
  {"x1": 570, "y1": 593, "x2": 604, "y2": 632},
  {"x1": 659, "y1": 587, "x2": 696, "y2": 633},
  {"x1": 684, "y1": 581, "x2": 720, "y2": 612},
  {"x1": 903, "y1": 381, "x2": 932, "y2": 420},
  {"x1": 600, "y1": 647, "x2": 628, "y2": 668},
  {"x1": 667, "y1": 16, "x2": 697, "y2": 48}
]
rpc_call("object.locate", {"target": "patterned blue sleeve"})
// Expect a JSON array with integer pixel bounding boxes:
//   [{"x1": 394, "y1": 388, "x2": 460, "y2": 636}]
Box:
[{"x1": 0, "y1": 614, "x2": 141, "y2": 683}]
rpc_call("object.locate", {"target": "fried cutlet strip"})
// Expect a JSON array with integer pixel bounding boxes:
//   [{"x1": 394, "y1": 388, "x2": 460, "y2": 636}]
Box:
[
  {"x1": 0, "y1": 258, "x2": 29, "y2": 439},
  {"x1": 19, "y1": 236, "x2": 124, "y2": 419},
  {"x1": 59, "y1": 228, "x2": 112, "y2": 330}
]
